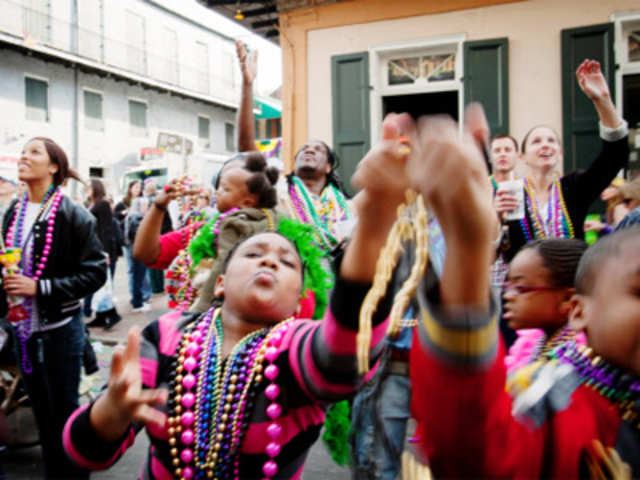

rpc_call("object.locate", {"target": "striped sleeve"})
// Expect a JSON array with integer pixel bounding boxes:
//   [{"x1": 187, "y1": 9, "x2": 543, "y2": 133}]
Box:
[
  {"x1": 416, "y1": 273, "x2": 498, "y2": 368},
  {"x1": 63, "y1": 319, "x2": 166, "y2": 470},
  {"x1": 289, "y1": 275, "x2": 392, "y2": 402}
]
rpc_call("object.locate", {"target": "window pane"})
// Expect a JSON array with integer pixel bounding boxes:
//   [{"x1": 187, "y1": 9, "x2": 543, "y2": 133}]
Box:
[
  {"x1": 422, "y1": 54, "x2": 455, "y2": 82},
  {"x1": 126, "y1": 12, "x2": 146, "y2": 75},
  {"x1": 629, "y1": 30, "x2": 640, "y2": 63},
  {"x1": 225, "y1": 123, "x2": 235, "y2": 151},
  {"x1": 129, "y1": 100, "x2": 147, "y2": 136},
  {"x1": 25, "y1": 77, "x2": 48, "y2": 122},
  {"x1": 198, "y1": 116, "x2": 210, "y2": 140},
  {"x1": 84, "y1": 91, "x2": 103, "y2": 130},
  {"x1": 388, "y1": 57, "x2": 419, "y2": 85},
  {"x1": 195, "y1": 41, "x2": 209, "y2": 94}
]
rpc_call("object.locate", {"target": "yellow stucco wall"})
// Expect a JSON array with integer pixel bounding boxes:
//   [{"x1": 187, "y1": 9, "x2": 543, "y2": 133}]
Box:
[{"x1": 279, "y1": 0, "x2": 639, "y2": 171}]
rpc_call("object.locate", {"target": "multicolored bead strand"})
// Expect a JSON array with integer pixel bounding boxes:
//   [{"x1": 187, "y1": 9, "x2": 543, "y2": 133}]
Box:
[
  {"x1": 521, "y1": 176, "x2": 573, "y2": 241},
  {"x1": 549, "y1": 342, "x2": 640, "y2": 429}
]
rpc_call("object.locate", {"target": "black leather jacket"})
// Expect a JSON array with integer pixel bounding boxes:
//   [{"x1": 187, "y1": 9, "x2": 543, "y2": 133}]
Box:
[{"x1": 0, "y1": 195, "x2": 107, "y2": 325}]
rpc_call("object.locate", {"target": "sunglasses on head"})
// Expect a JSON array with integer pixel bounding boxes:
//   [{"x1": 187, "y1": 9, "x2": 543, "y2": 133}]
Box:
[{"x1": 622, "y1": 198, "x2": 634, "y2": 206}]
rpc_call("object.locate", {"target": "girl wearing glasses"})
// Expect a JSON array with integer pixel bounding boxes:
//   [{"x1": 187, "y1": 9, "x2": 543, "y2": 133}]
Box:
[{"x1": 502, "y1": 238, "x2": 588, "y2": 375}]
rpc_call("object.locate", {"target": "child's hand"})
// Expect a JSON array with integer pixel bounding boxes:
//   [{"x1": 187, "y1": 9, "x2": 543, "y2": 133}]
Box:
[
  {"x1": 90, "y1": 328, "x2": 167, "y2": 442},
  {"x1": 351, "y1": 113, "x2": 414, "y2": 204}
]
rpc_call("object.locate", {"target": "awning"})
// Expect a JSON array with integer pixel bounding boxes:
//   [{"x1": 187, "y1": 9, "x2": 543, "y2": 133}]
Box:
[{"x1": 254, "y1": 97, "x2": 281, "y2": 119}]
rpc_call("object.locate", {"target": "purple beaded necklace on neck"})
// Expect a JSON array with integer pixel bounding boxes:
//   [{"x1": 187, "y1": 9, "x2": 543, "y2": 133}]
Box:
[{"x1": 5, "y1": 185, "x2": 62, "y2": 373}]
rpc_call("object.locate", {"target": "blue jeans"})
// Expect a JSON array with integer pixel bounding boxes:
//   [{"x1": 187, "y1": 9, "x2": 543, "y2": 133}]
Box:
[
  {"x1": 13, "y1": 313, "x2": 89, "y2": 479},
  {"x1": 125, "y1": 246, "x2": 150, "y2": 307},
  {"x1": 350, "y1": 348, "x2": 411, "y2": 480}
]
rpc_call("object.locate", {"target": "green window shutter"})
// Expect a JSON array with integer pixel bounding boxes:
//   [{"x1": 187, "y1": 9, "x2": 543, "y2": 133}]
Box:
[
  {"x1": 25, "y1": 77, "x2": 48, "y2": 122},
  {"x1": 464, "y1": 38, "x2": 509, "y2": 136},
  {"x1": 331, "y1": 52, "x2": 370, "y2": 196},
  {"x1": 84, "y1": 91, "x2": 103, "y2": 131},
  {"x1": 129, "y1": 100, "x2": 147, "y2": 136},
  {"x1": 561, "y1": 23, "x2": 614, "y2": 174},
  {"x1": 198, "y1": 116, "x2": 210, "y2": 140}
]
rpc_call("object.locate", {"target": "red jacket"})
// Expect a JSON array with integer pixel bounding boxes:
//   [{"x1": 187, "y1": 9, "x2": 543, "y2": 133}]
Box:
[{"x1": 409, "y1": 284, "x2": 639, "y2": 478}]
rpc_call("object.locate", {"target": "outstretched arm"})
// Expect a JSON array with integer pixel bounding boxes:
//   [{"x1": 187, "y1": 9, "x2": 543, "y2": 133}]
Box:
[{"x1": 236, "y1": 40, "x2": 258, "y2": 152}]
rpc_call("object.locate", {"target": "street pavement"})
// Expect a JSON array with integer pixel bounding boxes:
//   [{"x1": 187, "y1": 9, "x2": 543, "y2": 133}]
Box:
[{"x1": 2, "y1": 257, "x2": 351, "y2": 479}]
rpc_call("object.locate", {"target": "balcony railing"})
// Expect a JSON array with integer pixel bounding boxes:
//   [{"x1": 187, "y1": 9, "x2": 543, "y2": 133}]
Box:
[{"x1": 0, "y1": 0, "x2": 239, "y2": 103}]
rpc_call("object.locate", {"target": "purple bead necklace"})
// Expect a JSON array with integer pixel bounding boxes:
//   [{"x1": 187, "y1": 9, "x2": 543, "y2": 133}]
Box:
[{"x1": 550, "y1": 341, "x2": 640, "y2": 429}]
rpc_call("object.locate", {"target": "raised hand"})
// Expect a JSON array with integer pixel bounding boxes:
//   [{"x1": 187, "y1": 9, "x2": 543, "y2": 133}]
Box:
[
  {"x1": 351, "y1": 113, "x2": 414, "y2": 203},
  {"x1": 236, "y1": 40, "x2": 257, "y2": 86},
  {"x1": 155, "y1": 177, "x2": 200, "y2": 209},
  {"x1": 576, "y1": 59, "x2": 611, "y2": 101},
  {"x1": 90, "y1": 328, "x2": 168, "y2": 442}
]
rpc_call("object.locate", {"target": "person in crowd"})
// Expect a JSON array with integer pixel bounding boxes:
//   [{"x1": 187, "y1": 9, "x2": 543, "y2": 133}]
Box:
[
  {"x1": 62, "y1": 112, "x2": 413, "y2": 479},
  {"x1": 115, "y1": 180, "x2": 150, "y2": 303},
  {"x1": 495, "y1": 59, "x2": 628, "y2": 262},
  {"x1": 613, "y1": 177, "x2": 640, "y2": 231},
  {"x1": 0, "y1": 175, "x2": 17, "y2": 226},
  {"x1": 502, "y1": 238, "x2": 587, "y2": 375},
  {"x1": 0, "y1": 137, "x2": 106, "y2": 479},
  {"x1": 583, "y1": 177, "x2": 628, "y2": 237},
  {"x1": 134, "y1": 153, "x2": 281, "y2": 312},
  {"x1": 235, "y1": 41, "x2": 353, "y2": 251},
  {"x1": 489, "y1": 134, "x2": 519, "y2": 191},
  {"x1": 124, "y1": 197, "x2": 152, "y2": 313},
  {"x1": 143, "y1": 178, "x2": 169, "y2": 295},
  {"x1": 114, "y1": 179, "x2": 142, "y2": 227},
  {"x1": 84, "y1": 178, "x2": 122, "y2": 329}
]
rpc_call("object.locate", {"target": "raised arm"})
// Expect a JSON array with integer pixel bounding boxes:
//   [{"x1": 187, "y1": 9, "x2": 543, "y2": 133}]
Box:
[{"x1": 236, "y1": 40, "x2": 258, "y2": 152}]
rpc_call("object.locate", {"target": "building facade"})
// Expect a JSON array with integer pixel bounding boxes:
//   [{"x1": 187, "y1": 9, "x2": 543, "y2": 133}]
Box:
[
  {"x1": 0, "y1": 0, "x2": 242, "y2": 196},
  {"x1": 268, "y1": 0, "x2": 640, "y2": 189}
]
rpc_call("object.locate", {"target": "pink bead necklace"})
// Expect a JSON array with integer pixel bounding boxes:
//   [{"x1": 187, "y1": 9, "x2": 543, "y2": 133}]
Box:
[
  {"x1": 5, "y1": 186, "x2": 62, "y2": 373},
  {"x1": 167, "y1": 308, "x2": 294, "y2": 479}
]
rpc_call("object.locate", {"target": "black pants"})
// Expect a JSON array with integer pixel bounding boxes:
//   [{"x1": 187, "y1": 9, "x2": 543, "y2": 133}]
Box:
[{"x1": 14, "y1": 314, "x2": 89, "y2": 479}]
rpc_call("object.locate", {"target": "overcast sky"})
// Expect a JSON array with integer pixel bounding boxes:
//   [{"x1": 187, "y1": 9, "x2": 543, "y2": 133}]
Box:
[{"x1": 157, "y1": 0, "x2": 283, "y2": 96}]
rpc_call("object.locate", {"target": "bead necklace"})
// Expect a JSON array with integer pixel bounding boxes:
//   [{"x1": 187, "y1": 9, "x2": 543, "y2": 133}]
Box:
[
  {"x1": 167, "y1": 308, "x2": 294, "y2": 479},
  {"x1": 520, "y1": 176, "x2": 574, "y2": 240},
  {"x1": 549, "y1": 342, "x2": 640, "y2": 430},
  {"x1": 288, "y1": 178, "x2": 337, "y2": 250},
  {"x1": 530, "y1": 325, "x2": 576, "y2": 363},
  {"x1": 489, "y1": 175, "x2": 499, "y2": 192},
  {"x1": 5, "y1": 186, "x2": 62, "y2": 374}
]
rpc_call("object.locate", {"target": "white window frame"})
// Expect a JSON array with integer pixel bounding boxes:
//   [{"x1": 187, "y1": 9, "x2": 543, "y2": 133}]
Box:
[
  {"x1": 369, "y1": 34, "x2": 466, "y2": 142},
  {"x1": 128, "y1": 97, "x2": 149, "y2": 137},
  {"x1": 24, "y1": 73, "x2": 50, "y2": 123},
  {"x1": 83, "y1": 87, "x2": 104, "y2": 132},
  {"x1": 612, "y1": 11, "x2": 640, "y2": 117}
]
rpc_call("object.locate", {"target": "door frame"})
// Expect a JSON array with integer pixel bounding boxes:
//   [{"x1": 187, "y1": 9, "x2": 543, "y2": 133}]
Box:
[
  {"x1": 612, "y1": 11, "x2": 640, "y2": 117},
  {"x1": 368, "y1": 34, "x2": 466, "y2": 141}
]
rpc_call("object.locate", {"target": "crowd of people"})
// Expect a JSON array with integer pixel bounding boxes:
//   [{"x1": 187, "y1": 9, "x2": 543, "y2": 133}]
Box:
[{"x1": 0, "y1": 39, "x2": 637, "y2": 480}]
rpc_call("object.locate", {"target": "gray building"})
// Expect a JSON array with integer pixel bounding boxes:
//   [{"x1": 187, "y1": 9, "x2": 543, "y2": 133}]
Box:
[{"x1": 0, "y1": 0, "x2": 242, "y2": 196}]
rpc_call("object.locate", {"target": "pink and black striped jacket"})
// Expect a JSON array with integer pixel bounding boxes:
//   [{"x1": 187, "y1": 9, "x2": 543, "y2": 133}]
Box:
[{"x1": 63, "y1": 277, "x2": 390, "y2": 479}]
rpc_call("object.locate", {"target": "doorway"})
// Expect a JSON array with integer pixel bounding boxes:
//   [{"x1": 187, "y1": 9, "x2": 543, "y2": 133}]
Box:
[
  {"x1": 382, "y1": 90, "x2": 459, "y2": 122},
  {"x1": 623, "y1": 73, "x2": 640, "y2": 178}
]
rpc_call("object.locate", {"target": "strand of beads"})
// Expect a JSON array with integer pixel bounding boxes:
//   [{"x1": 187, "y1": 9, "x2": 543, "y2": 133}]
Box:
[
  {"x1": 289, "y1": 180, "x2": 336, "y2": 250},
  {"x1": 168, "y1": 308, "x2": 214, "y2": 480},
  {"x1": 6, "y1": 187, "x2": 60, "y2": 374},
  {"x1": 550, "y1": 342, "x2": 640, "y2": 429},
  {"x1": 210, "y1": 208, "x2": 240, "y2": 255},
  {"x1": 261, "y1": 319, "x2": 294, "y2": 479},
  {"x1": 557, "y1": 183, "x2": 574, "y2": 238}
]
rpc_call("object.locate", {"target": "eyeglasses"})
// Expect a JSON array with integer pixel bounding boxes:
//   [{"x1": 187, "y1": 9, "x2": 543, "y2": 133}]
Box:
[{"x1": 502, "y1": 281, "x2": 568, "y2": 295}]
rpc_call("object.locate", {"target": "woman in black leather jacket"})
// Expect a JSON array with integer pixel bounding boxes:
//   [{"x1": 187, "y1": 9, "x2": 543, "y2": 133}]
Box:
[{"x1": 0, "y1": 137, "x2": 106, "y2": 479}]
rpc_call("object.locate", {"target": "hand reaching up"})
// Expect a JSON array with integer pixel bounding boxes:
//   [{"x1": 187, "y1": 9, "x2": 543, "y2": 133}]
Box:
[
  {"x1": 90, "y1": 328, "x2": 168, "y2": 442},
  {"x1": 407, "y1": 104, "x2": 495, "y2": 308},
  {"x1": 576, "y1": 59, "x2": 610, "y2": 102},
  {"x1": 236, "y1": 40, "x2": 257, "y2": 86},
  {"x1": 351, "y1": 113, "x2": 414, "y2": 205}
]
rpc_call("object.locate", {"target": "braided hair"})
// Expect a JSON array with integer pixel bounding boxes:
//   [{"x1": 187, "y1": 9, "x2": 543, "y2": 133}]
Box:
[{"x1": 520, "y1": 238, "x2": 588, "y2": 287}]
